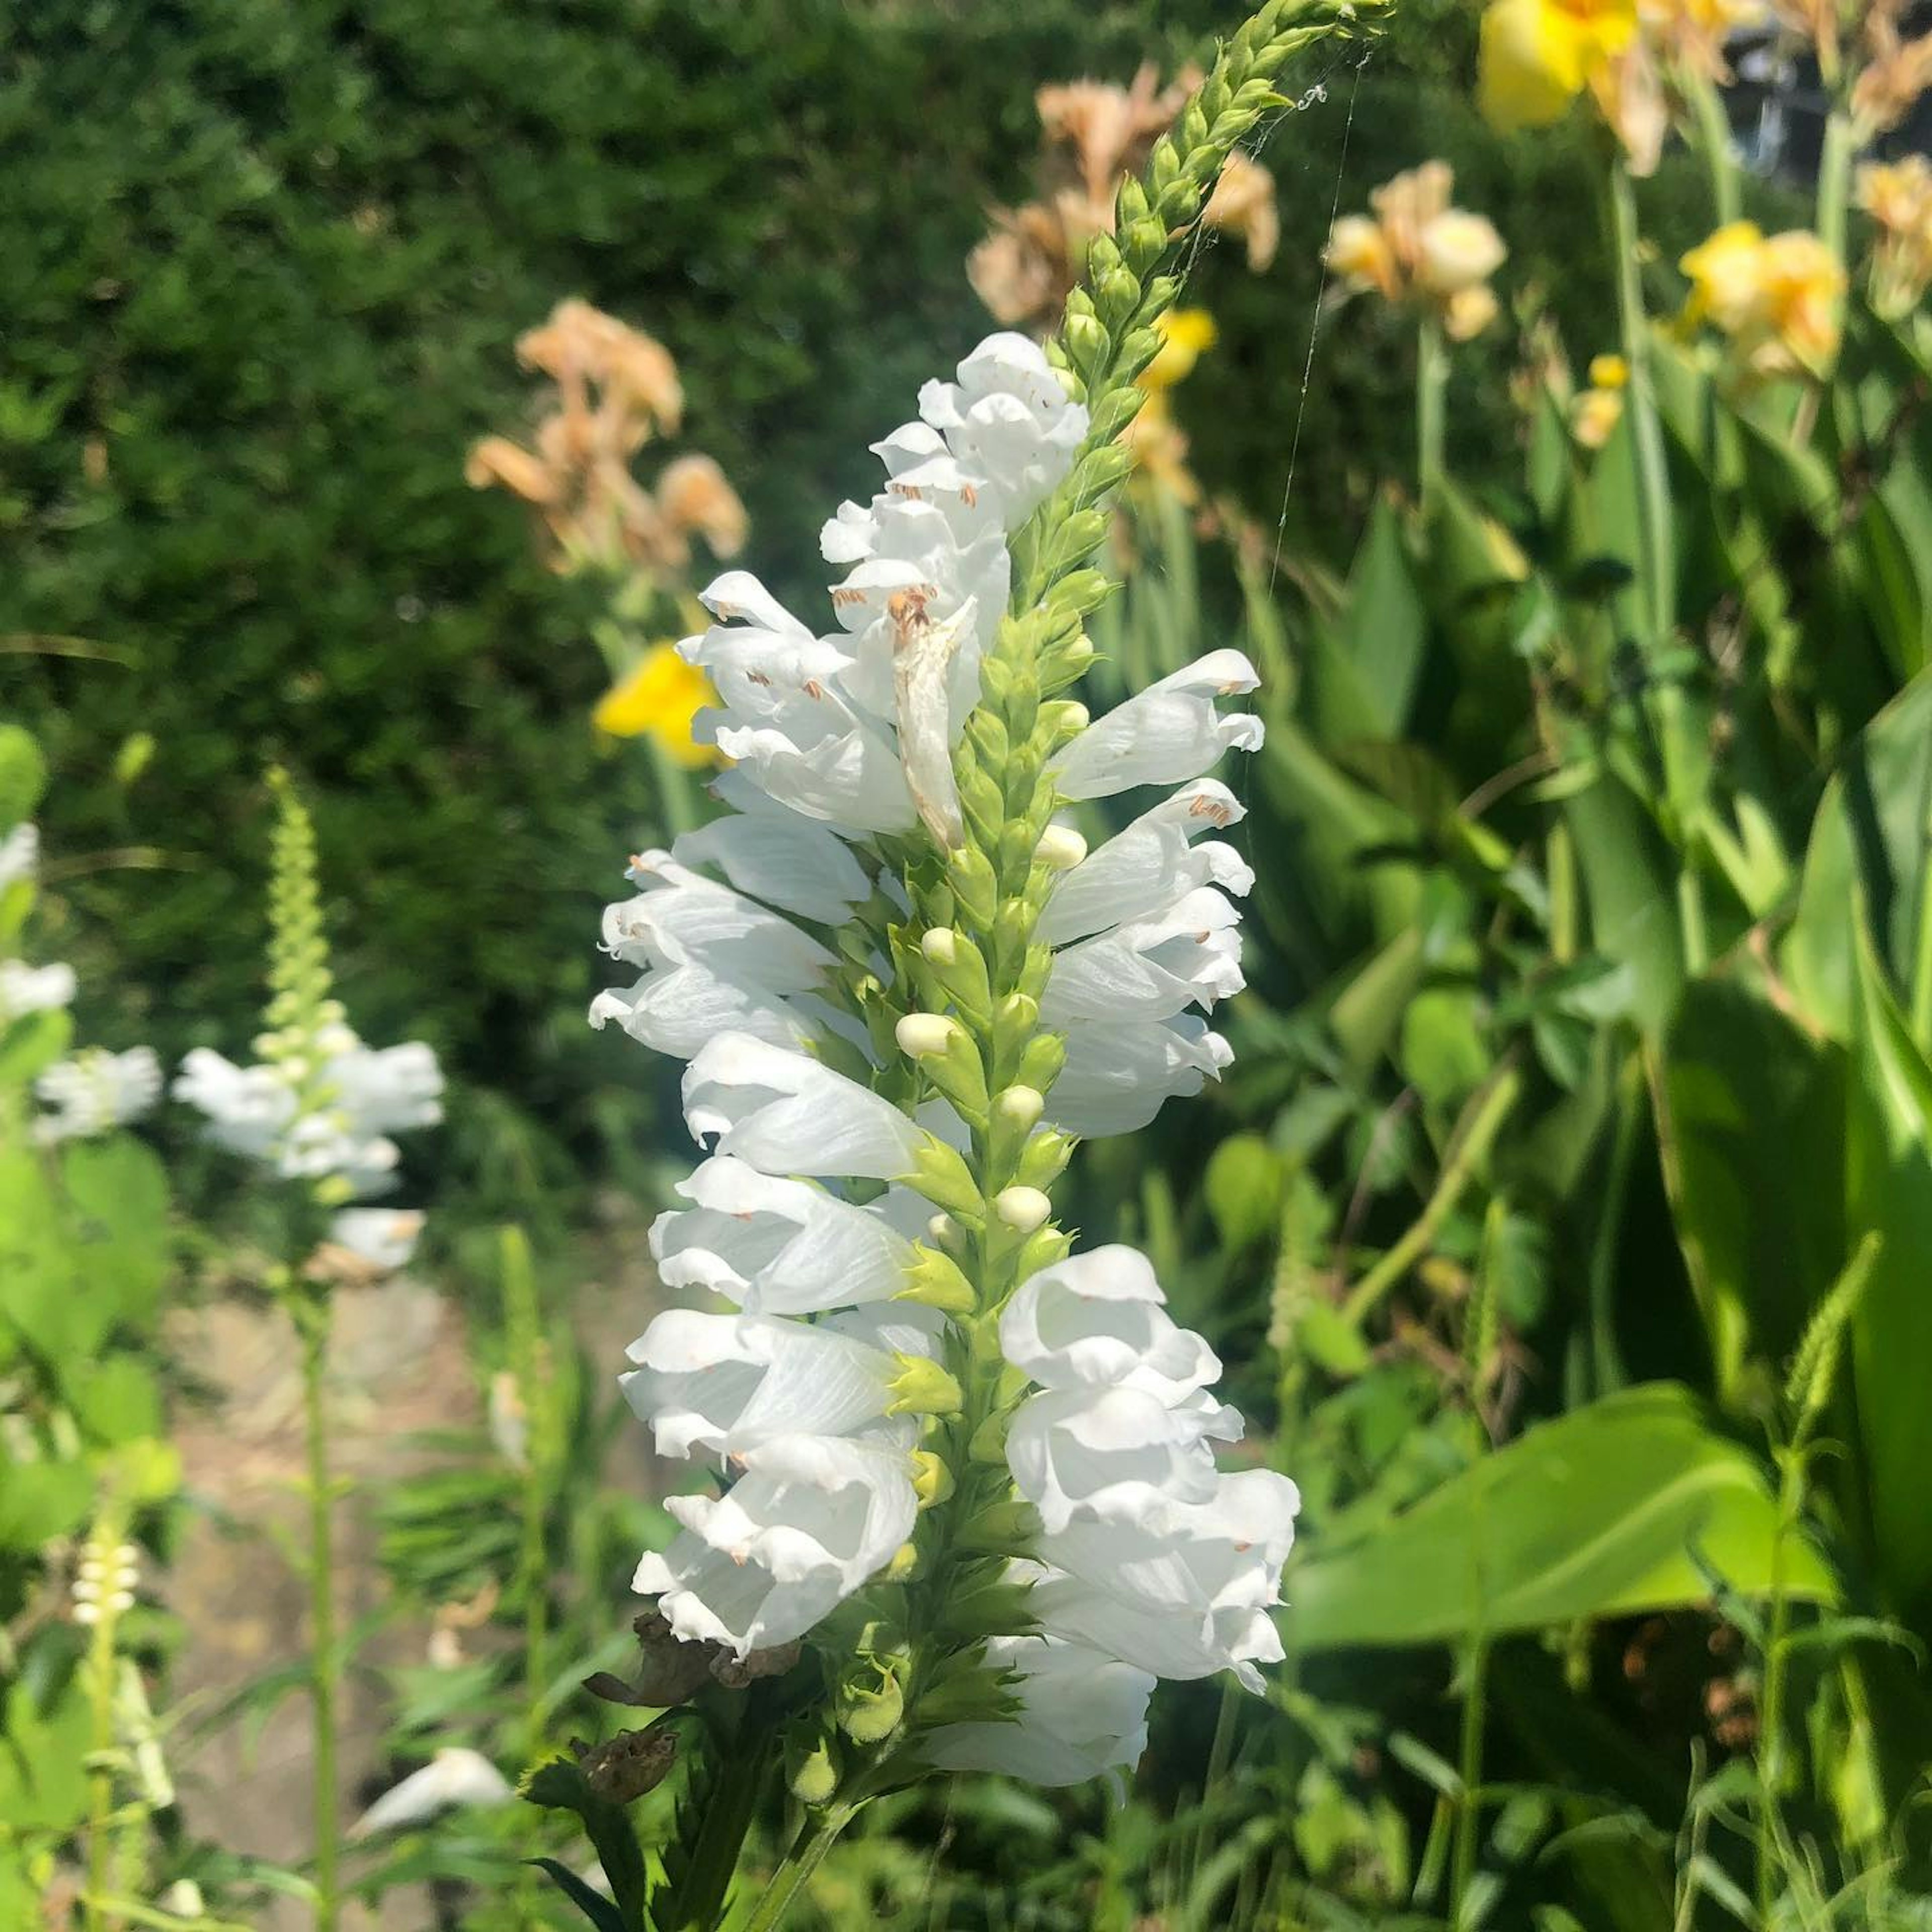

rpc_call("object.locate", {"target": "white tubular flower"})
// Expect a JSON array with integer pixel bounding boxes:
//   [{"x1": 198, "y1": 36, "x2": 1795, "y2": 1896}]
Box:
[
  {"x1": 650, "y1": 1156, "x2": 920, "y2": 1315},
  {"x1": 620, "y1": 1309, "x2": 911, "y2": 1460},
  {"x1": 0, "y1": 822, "x2": 38, "y2": 890},
  {"x1": 1053, "y1": 652, "x2": 1264, "y2": 801},
  {"x1": 0, "y1": 958, "x2": 76, "y2": 1020},
  {"x1": 665, "y1": 813, "x2": 868, "y2": 926},
  {"x1": 348, "y1": 1748, "x2": 514, "y2": 1839},
  {"x1": 917, "y1": 332, "x2": 1091, "y2": 525},
  {"x1": 1005, "y1": 1384, "x2": 1242, "y2": 1535},
  {"x1": 172, "y1": 1047, "x2": 294, "y2": 1163},
  {"x1": 924, "y1": 1635, "x2": 1153, "y2": 1791},
  {"x1": 1034, "y1": 1470, "x2": 1302, "y2": 1694},
  {"x1": 635, "y1": 1432, "x2": 919, "y2": 1656},
  {"x1": 1047, "y1": 1015, "x2": 1233, "y2": 1139},
  {"x1": 31, "y1": 1046, "x2": 163, "y2": 1145},
  {"x1": 998, "y1": 1246, "x2": 1221, "y2": 1403},
  {"x1": 682, "y1": 1032, "x2": 927, "y2": 1182},
  {"x1": 329, "y1": 1039, "x2": 444, "y2": 1137},
  {"x1": 1037, "y1": 781, "x2": 1252, "y2": 947},
  {"x1": 1040, "y1": 887, "x2": 1246, "y2": 1027},
  {"x1": 329, "y1": 1206, "x2": 425, "y2": 1273}
]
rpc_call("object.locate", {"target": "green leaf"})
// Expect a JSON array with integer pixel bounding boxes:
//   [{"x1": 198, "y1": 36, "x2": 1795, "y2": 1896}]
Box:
[
  {"x1": 1564, "y1": 774, "x2": 1684, "y2": 1035},
  {"x1": 0, "y1": 726, "x2": 46, "y2": 829},
  {"x1": 1655, "y1": 981, "x2": 1847, "y2": 1403},
  {"x1": 528, "y1": 1859, "x2": 629, "y2": 1932},
  {"x1": 522, "y1": 1754, "x2": 648, "y2": 1932},
  {"x1": 1203, "y1": 1133, "x2": 1284, "y2": 1254},
  {"x1": 1334, "y1": 495, "x2": 1426, "y2": 739},
  {"x1": 1289, "y1": 1384, "x2": 1834, "y2": 1650},
  {"x1": 0, "y1": 1458, "x2": 94, "y2": 1549},
  {"x1": 1785, "y1": 667, "x2": 1932, "y2": 1039}
]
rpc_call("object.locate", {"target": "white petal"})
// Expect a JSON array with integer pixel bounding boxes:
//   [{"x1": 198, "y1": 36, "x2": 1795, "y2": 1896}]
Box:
[
  {"x1": 650, "y1": 1157, "x2": 917, "y2": 1314},
  {"x1": 589, "y1": 965, "x2": 821, "y2": 1060},
  {"x1": 329, "y1": 1208, "x2": 424, "y2": 1273},
  {"x1": 0, "y1": 824, "x2": 39, "y2": 891},
  {"x1": 603, "y1": 861, "x2": 834, "y2": 990},
  {"x1": 1053, "y1": 653, "x2": 1264, "y2": 801},
  {"x1": 1038, "y1": 780, "x2": 1252, "y2": 946},
  {"x1": 923, "y1": 1635, "x2": 1152, "y2": 1789},
  {"x1": 348, "y1": 1749, "x2": 514, "y2": 1838},
  {"x1": 0, "y1": 958, "x2": 76, "y2": 1019},
  {"x1": 1040, "y1": 887, "x2": 1245, "y2": 1026},
  {"x1": 667, "y1": 812, "x2": 869, "y2": 924},
  {"x1": 1000, "y1": 1246, "x2": 1220, "y2": 1400},
  {"x1": 699, "y1": 569, "x2": 816, "y2": 642},
  {"x1": 620, "y1": 1310, "x2": 898, "y2": 1459},
  {"x1": 682, "y1": 1033, "x2": 926, "y2": 1181},
  {"x1": 1005, "y1": 1386, "x2": 1241, "y2": 1534},
  {"x1": 1046, "y1": 1016, "x2": 1233, "y2": 1138},
  {"x1": 711, "y1": 716, "x2": 916, "y2": 834},
  {"x1": 633, "y1": 1432, "x2": 917, "y2": 1655}
]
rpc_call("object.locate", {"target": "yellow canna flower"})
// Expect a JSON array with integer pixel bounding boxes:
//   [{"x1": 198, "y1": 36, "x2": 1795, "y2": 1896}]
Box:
[
  {"x1": 1416, "y1": 210, "x2": 1510, "y2": 295},
  {"x1": 1680, "y1": 222, "x2": 1844, "y2": 379},
  {"x1": 1140, "y1": 309, "x2": 1219, "y2": 393},
  {"x1": 1324, "y1": 215, "x2": 1401, "y2": 298},
  {"x1": 1478, "y1": 0, "x2": 1638, "y2": 130},
  {"x1": 1573, "y1": 385, "x2": 1626, "y2": 448},
  {"x1": 1587, "y1": 353, "x2": 1630, "y2": 388},
  {"x1": 593, "y1": 643, "x2": 719, "y2": 766},
  {"x1": 1858, "y1": 156, "x2": 1932, "y2": 317},
  {"x1": 1323, "y1": 165, "x2": 1506, "y2": 340}
]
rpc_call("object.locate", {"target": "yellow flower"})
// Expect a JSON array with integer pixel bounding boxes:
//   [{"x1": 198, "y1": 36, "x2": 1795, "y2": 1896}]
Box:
[
  {"x1": 1680, "y1": 222, "x2": 1844, "y2": 379},
  {"x1": 1858, "y1": 156, "x2": 1932, "y2": 317},
  {"x1": 1587, "y1": 353, "x2": 1630, "y2": 388},
  {"x1": 1323, "y1": 165, "x2": 1506, "y2": 339},
  {"x1": 1140, "y1": 309, "x2": 1219, "y2": 393},
  {"x1": 1573, "y1": 386, "x2": 1625, "y2": 448},
  {"x1": 593, "y1": 643, "x2": 718, "y2": 766},
  {"x1": 1416, "y1": 210, "x2": 1509, "y2": 296},
  {"x1": 1324, "y1": 215, "x2": 1401, "y2": 298},
  {"x1": 1479, "y1": 0, "x2": 1638, "y2": 130}
]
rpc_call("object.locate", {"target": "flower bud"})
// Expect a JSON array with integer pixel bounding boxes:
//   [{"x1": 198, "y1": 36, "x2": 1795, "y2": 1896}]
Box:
[
  {"x1": 884, "y1": 1540, "x2": 920, "y2": 1582},
  {"x1": 838, "y1": 1657, "x2": 907, "y2": 1744},
  {"x1": 885, "y1": 1354, "x2": 964, "y2": 1418},
  {"x1": 910, "y1": 1137, "x2": 983, "y2": 1222},
  {"x1": 896, "y1": 1012, "x2": 960, "y2": 1060},
  {"x1": 1035, "y1": 825, "x2": 1087, "y2": 871},
  {"x1": 911, "y1": 1450, "x2": 955, "y2": 1507},
  {"x1": 994, "y1": 1186, "x2": 1052, "y2": 1234},
  {"x1": 996, "y1": 1085, "x2": 1044, "y2": 1130},
  {"x1": 926, "y1": 1212, "x2": 960, "y2": 1249},
  {"x1": 787, "y1": 1727, "x2": 840, "y2": 1807},
  {"x1": 920, "y1": 928, "x2": 958, "y2": 967}
]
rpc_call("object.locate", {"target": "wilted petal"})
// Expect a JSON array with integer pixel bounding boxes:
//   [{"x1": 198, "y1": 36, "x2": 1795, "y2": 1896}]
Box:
[{"x1": 348, "y1": 1748, "x2": 513, "y2": 1838}]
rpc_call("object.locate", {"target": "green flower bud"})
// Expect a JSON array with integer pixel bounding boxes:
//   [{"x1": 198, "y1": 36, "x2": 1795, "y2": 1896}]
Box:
[
  {"x1": 900, "y1": 1017, "x2": 989, "y2": 1120},
  {"x1": 1064, "y1": 309, "x2": 1110, "y2": 372},
  {"x1": 911, "y1": 1449, "x2": 954, "y2": 1507},
  {"x1": 884, "y1": 1540, "x2": 919, "y2": 1582},
  {"x1": 957, "y1": 1497, "x2": 1042, "y2": 1555},
  {"x1": 787, "y1": 1727, "x2": 840, "y2": 1807},
  {"x1": 920, "y1": 927, "x2": 994, "y2": 1021},
  {"x1": 885, "y1": 1354, "x2": 965, "y2": 1419},
  {"x1": 1016, "y1": 1032, "x2": 1066, "y2": 1092},
  {"x1": 896, "y1": 1011, "x2": 961, "y2": 1061},
  {"x1": 948, "y1": 846, "x2": 998, "y2": 930},
  {"x1": 909, "y1": 1136, "x2": 984, "y2": 1223},
  {"x1": 967, "y1": 1410, "x2": 1010, "y2": 1464},
  {"x1": 837, "y1": 1656, "x2": 906, "y2": 1744},
  {"x1": 920, "y1": 927, "x2": 957, "y2": 967},
  {"x1": 1016, "y1": 1130, "x2": 1074, "y2": 1192},
  {"x1": 996, "y1": 1085, "x2": 1044, "y2": 1131},
  {"x1": 1013, "y1": 1224, "x2": 1074, "y2": 1281}
]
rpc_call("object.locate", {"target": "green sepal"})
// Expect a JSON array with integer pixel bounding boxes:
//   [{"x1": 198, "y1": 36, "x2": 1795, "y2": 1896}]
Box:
[
  {"x1": 1012, "y1": 1225, "x2": 1075, "y2": 1282},
  {"x1": 897, "y1": 1243, "x2": 977, "y2": 1315},
  {"x1": 919, "y1": 1027, "x2": 990, "y2": 1122},
  {"x1": 1014, "y1": 1130, "x2": 1074, "y2": 1192},
  {"x1": 911, "y1": 1449, "x2": 955, "y2": 1507},
  {"x1": 885, "y1": 1353, "x2": 965, "y2": 1419},
  {"x1": 1016, "y1": 1033, "x2": 1067, "y2": 1093},
  {"x1": 956, "y1": 1497, "x2": 1042, "y2": 1555},
  {"x1": 907, "y1": 1135, "x2": 984, "y2": 1223},
  {"x1": 948, "y1": 847, "x2": 998, "y2": 931}
]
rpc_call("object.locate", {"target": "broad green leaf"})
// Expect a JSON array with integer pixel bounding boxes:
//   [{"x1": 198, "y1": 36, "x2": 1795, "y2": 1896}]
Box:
[
  {"x1": 1203, "y1": 1133, "x2": 1284, "y2": 1254},
  {"x1": 1564, "y1": 774, "x2": 1684, "y2": 1035},
  {"x1": 0, "y1": 726, "x2": 46, "y2": 830},
  {"x1": 1845, "y1": 932, "x2": 1932, "y2": 1633},
  {"x1": 1289, "y1": 1384, "x2": 1834, "y2": 1650},
  {"x1": 1656, "y1": 981, "x2": 1847, "y2": 1404},
  {"x1": 0, "y1": 1459, "x2": 93, "y2": 1549},
  {"x1": 1336, "y1": 495, "x2": 1426, "y2": 739}
]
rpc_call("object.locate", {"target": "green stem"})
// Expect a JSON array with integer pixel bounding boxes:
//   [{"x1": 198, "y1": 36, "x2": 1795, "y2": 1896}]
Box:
[
  {"x1": 1675, "y1": 865, "x2": 1709, "y2": 978},
  {"x1": 1342, "y1": 1066, "x2": 1523, "y2": 1328},
  {"x1": 1911, "y1": 847, "x2": 1932, "y2": 1052},
  {"x1": 739, "y1": 1806, "x2": 856, "y2": 1932},
  {"x1": 83, "y1": 1534, "x2": 121, "y2": 1932},
  {"x1": 297, "y1": 1302, "x2": 341, "y2": 1932},
  {"x1": 1816, "y1": 110, "x2": 1856, "y2": 277},
  {"x1": 1417, "y1": 311, "x2": 1447, "y2": 521},
  {"x1": 1451, "y1": 1637, "x2": 1490, "y2": 1925},
  {"x1": 1756, "y1": 1442, "x2": 1804, "y2": 1920},
  {"x1": 1684, "y1": 72, "x2": 1740, "y2": 227},
  {"x1": 1607, "y1": 160, "x2": 1674, "y2": 645}
]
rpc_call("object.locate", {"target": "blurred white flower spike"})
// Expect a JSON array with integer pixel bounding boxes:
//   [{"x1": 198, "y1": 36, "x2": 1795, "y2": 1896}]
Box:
[
  {"x1": 586, "y1": 58, "x2": 1294, "y2": 1819},
  {"x1": 32, "y1": 1046, "x2": 163, "y2": 1146}
]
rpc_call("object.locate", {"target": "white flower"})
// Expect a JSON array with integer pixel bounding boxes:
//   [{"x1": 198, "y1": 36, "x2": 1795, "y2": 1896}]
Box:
[
  {"x1": 999, "y1": 1245, "x2": 1221, "y2": 1402},
  {"x1": 924, "y1": 1635, "x2": 1153, "y2": 1791},
  {"x1": 0, "y1": 823, "x2": 38, "y2": 890},
  {"x1": 1040, "y1": 887, "x2": 1246, "y2": 1027},
  {"x1": 1053, "y1": 652, "x2": 1264, "y2": 801},
  {"x1": 1035, "y1": 1470, "x2": 1301, "y2": 1694},
  {"x1": 330, "y1": 1039, "x2": 444, "y2": 1138},
  {"x1": 329, "y1": 1207, "x2": 425, "y2": 1273},
  {"x1": 1006, "y1": 1384, "x2": 1241, "y2": 1535},
  {"x1": 172, "y1": 1048, "x2": 294, "y2": 1164},
  {"x1": 0, "y1": 958, "x2": 76, "y2": 1021},
  {"x1": 682, "y1": 1032, "x2": 927, "y2": 1182},
  {"x1": 650, "y1": 1156, "x2": 920, "y2": 1315},
  {"x1": 666, "y1": 810, "x2": 869, "y2": 926},
  {"x1": 634, "y1": 1431, "x2": 918, "y2": 1655},
  {"x1": 1047, "y1": 1015, "x2": 1233, "y2": 1139},
  {"x1": 918, "y1": 332, "x2": 1090, "y2": 525},
  {"x1": 348, "y1": 1748, "x2": 514, "y2": 1838},
  {"x1": 620, "y1": 1308, "x2": 910, "y2": 1460},
  {"x1": 1037, "y1": 780, "x2": 1252, "y2": 947},
  {"x1": 31, "y1": 1046, "x2": 162, "y2": 1145}
]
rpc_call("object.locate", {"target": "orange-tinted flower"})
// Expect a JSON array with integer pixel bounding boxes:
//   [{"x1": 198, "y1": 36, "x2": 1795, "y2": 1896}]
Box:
[{"x1": 1324, "y1": 164, "x2": 1508, "y2": 340}]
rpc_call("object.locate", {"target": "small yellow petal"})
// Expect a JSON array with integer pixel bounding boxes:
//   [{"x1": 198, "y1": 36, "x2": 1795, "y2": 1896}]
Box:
[
  {"x1": 593, "y1": 644, "x2": 719, "y2": 767},
  {"x1": 1139, "y1": 308, "x2": 1219, "y2": 392},
  {"x1": 1586, "y1": 353, "x2": 1629, "y2": 389}
]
